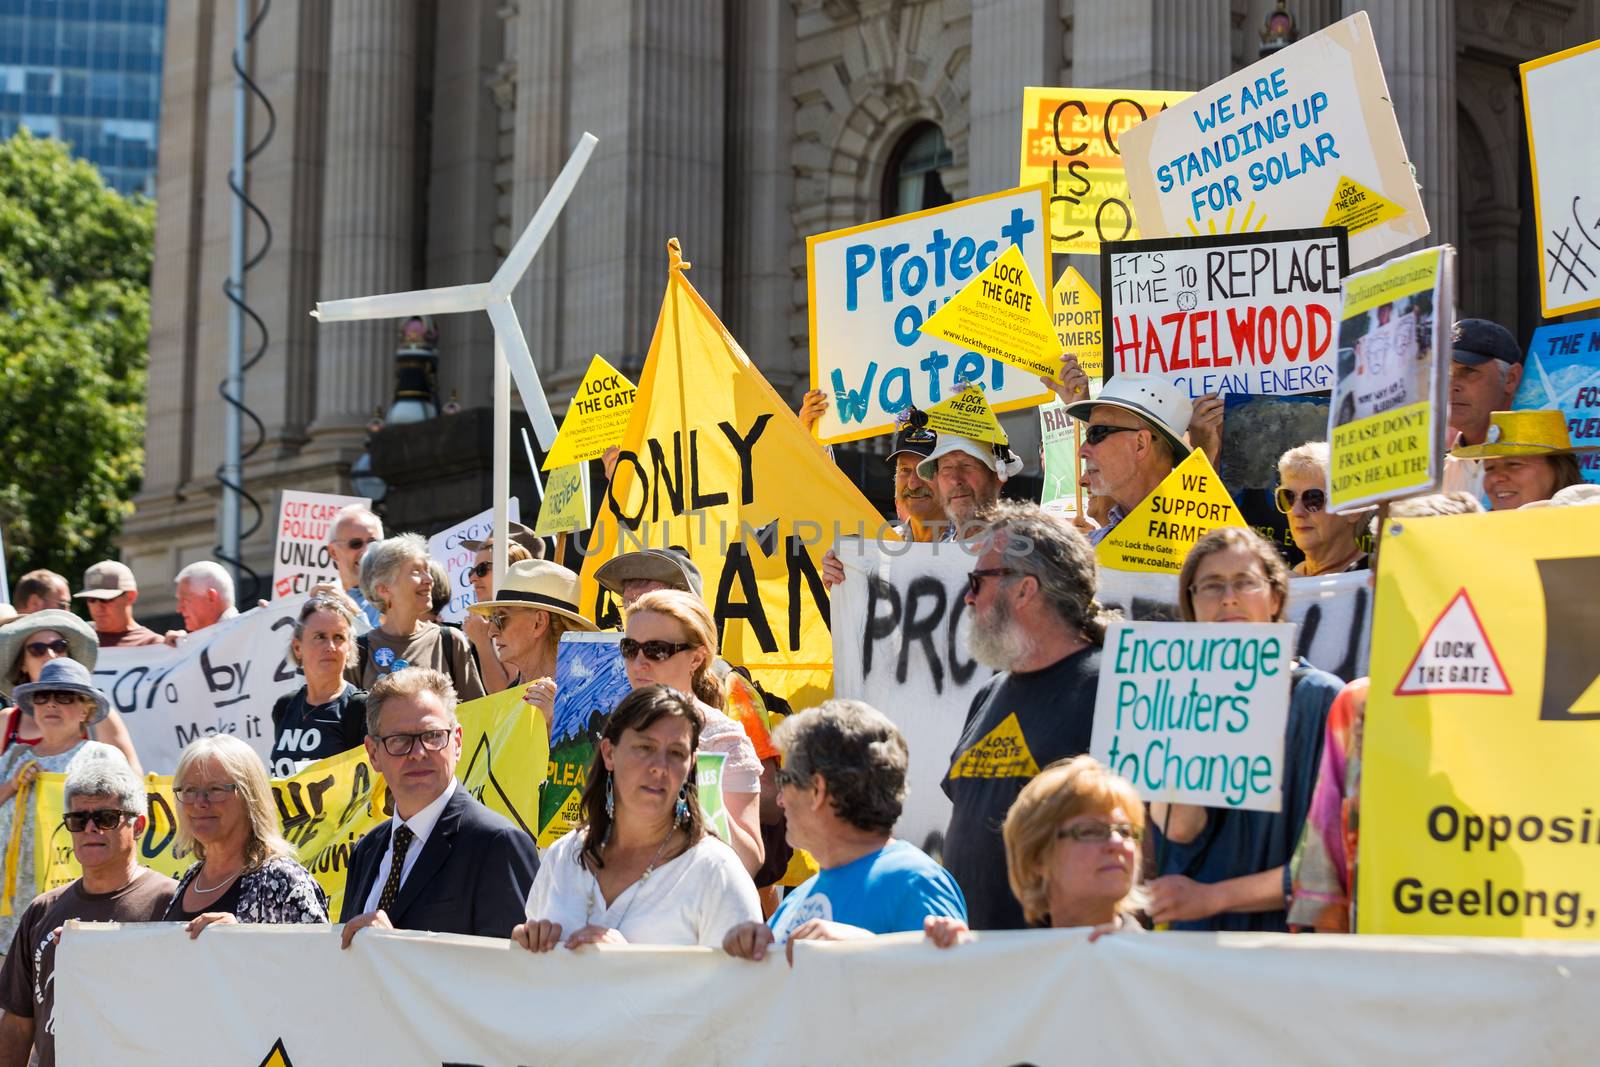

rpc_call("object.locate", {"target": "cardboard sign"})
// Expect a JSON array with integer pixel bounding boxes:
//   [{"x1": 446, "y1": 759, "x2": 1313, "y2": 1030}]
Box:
[
  {"x1": 1092, "y1": 621, "x2": 1294, "y2": 811},
  {"x1": 1100, "y1": 228, "x2": 1347, "y2": 399},
  {"x1": 427, "y1": 498, "x2": 522, "y2": 624},
  {"x1": 1096, "y1": 450, "x2": 1247, "y2": 572},
  {"x1": 806, "y1": 185, "x2": 1054, "y2": 444},
  {"x1": 542, "y1": 632, "x2": 630, "y2": 847},
  {"x1": 1039, "y1": 400, "x2": 1080, "y2": 509},
  {"x1": 918, "y1": 243, "x2": 1058, "y2": 379},
  {"x1": 1327, "y1": 245, "x2": 1453, "y2": 511},
  {"x1": 1118, "y1": 12, "x2": 1428, "y2": 267},
  {"x1": 1513, "y1": 320, "x2": 1600, "y2": 484},
  {"x1": 924, "y1": 381, "x2": 1007, "y2": 445},
  {"x1": 1521, "y1": 39, "x2": 1600, "y2": 317},
  {"x1": 534, "y1": 463, "x2": 591, "y2": 536},
  {"x1": 542, "y1": 355, "x2": 638, "y2": 469},
  {"x1": 1020, "y1": 86, "x2": 1191, "y2": 255},
  {"x1": 271, "y1": 490, "x2": 370, "y2": 599},
  {"x1": 1358, "y1": 506, "x2": 1600, "y2": 937},
  {"x1": 1054, "y1": 265, "x2": 1104, "y2": 380}
]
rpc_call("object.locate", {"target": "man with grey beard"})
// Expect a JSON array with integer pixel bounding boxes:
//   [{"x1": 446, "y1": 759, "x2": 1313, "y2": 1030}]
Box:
[{"x1": 940, "y1": 500, "x2": 1110, "y2": 930}]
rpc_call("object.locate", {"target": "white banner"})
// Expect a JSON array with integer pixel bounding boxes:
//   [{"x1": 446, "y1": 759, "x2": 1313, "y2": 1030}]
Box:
[
  {"x1": 1522, "y1": 39, "x2": 1600, "y2": 318},
  {"x1": 59, "y1": 924, "x2": 1600, "y2": 1066},
  {"x1": 94, "y1": 599, "x2": 307, "y2": 773},
  {"x1": 271, "y1": 490, "x2": 370, "y2": 599},
  {"x1": 427, "y1": 498, "x2": 521, "y2": 624}
]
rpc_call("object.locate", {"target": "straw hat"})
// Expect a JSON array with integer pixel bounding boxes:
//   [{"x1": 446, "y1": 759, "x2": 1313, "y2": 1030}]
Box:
[
  {"x1": 1449, "y1": 410, "x2": 1600, "y2": 459},
  {"x1": 467, "y1": 560, "x2": 598, "y2": 631},
  {"x1": 13, "y1": 658, "x2": 110, "y2": 725},
  {"x1": 0, "y1": 609, "x2": 100, "y2": 698}
]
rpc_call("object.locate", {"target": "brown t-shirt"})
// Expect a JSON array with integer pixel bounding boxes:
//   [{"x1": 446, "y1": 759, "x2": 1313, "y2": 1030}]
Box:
[
  {"x1": 96, "y1": 624, "x2": 164, "y2": 648},
  {"x1": 346, "y1": 622, "x2": 485, "y2": 701},
  {"x1": 0, "y1": 869, "x2": 177, "y2": 1067}
]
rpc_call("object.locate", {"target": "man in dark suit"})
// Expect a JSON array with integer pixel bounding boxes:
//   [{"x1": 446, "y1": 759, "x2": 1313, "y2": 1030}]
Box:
[{"x1": 339, "y1": 667, "x2": 538, "y2": 945}]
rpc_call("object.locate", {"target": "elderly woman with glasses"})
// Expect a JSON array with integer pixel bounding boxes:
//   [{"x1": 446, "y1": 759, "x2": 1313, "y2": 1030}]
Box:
[
  {"x1": 350, "y1": 534, "x2": 484, "y2": 701},
  {"x1": 268, "y1": 595, "x2": 368, "y2": 777},
  {"x1": 467, "y1": 559, "x2": 598, "y2": 728},
  {"x1": 165, "y1": 734, "x2": 327, "y2": 934},
  {"x1": 0, "y1": 610, "x2": 142, "y2": 773},
  {"x1": 0, "y1": 658, "x2": 121, "y2": 947},
  {"x1": 1275, "y1": 441, "x2": 1369, "y2": 576}
]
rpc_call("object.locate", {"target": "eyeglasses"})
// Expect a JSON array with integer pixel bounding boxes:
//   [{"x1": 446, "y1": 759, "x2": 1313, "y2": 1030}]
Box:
[
  {"x1": 373, "y1": 729, "x2": 453, "y2": 757},
  {"x1": 1083, "y1": 424, "x2": 1143, "y2": 447},
  {"x1": 62, "y1": 809, "x2": 135, "y2": 832},
  {"x1": 619, "y1": 638, "x2": 695, "y2": 663},
  {"x1": 1274, "y1": 486, "x2": 1327, "y2": 514},
  {"x1": 1189, "y1": 575, "x2": 1270, "y2": 602},
  {"x1": 24, "y1": 639, "x2": 70, "y2": 658},
  {"x1": 965, "y1": 568, "x2": 1016, "y2": 597},
  {"x1": 470, "y1": 561, "x2": 495, "y2": 579},
  {"x1": 32, "y1": 691, "x2": 88, "y2": 707},
  {"x1": 1056, "y1": 821, "x2": 1142, "y2": 844},
  {"x1": 334, "y1": 537, "x2": 378, "y2": 552},
  {"x1": 174, "y1": 783, "x2": 240, "y2": 806}
]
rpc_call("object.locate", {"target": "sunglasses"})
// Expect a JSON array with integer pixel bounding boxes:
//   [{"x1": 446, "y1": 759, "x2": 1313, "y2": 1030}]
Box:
[
  {"x1": 619, "y1": 638, "x2": 694, "y2": 663},
  {"x1": 470, "y1": 561, "x2": 495, "y2": 579},
  {"x1": 1083, "y1": 424, "x2": 1143, "y2": 447},
  {"x1": 32, "y1": 690, "x2": 88, "y2": 706},
  {"x1": 775, "y1": 766, "x2": 809, "y2": 789},
  {"x1": 372, "y1": 729, "x2": 453, "y2": 757},
  {"x1": 62, "y1": 809, "x2": 135, "y2": 832},
  {"x1": 1056, "y1": 821, "x2": 1142, "y2": 844},
  {"x1": 965, "y1": 568, "x2": 1016, "y2": 597},
  {"x1": 25, "y1": 639, "x2": 71, "y2": 658},
  {"x1": 1274, "y1": 486, "x2": 1327, "y2": 514},
  {"x1": 334, "y1": 537, "x2": 378, "y2": 551}
]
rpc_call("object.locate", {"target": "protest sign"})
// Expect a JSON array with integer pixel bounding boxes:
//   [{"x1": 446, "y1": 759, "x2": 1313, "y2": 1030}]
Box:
[
  {"x1": 542, "y1": 354, "x2": 638, "y2": 469},
  {"x1": 918, "y1": 244, "x2": 1058, "y2": 379},
  {"x1": 271, "y1": 489, "x2": 370, "y2": 599},
  {"x1": 534, "y1": 462, "x2": 591, "y2": 535},
  {"x1": 828, "y1": 539, "x2": 993, "y2": 850},
  {"x1": 1359, "y1": 506, "x2": 1600, "y2": 938},
  {"x1": 1100, "y1": 228, "x2": 1347, "y2": 398},
  {"x1": 1118, "y1": 12, "x2": 1428, "y2": 267},
  {"x1": 427, "y1": 498, "x2": 521, "y2": 624},
  {"x1": 1327, "y1": 246, "x2": 1453, "y2": 511},
  {"x1": 1521, "y1": 38, "x2": 1600, "y2": 317},
  {"x1": 1020, "y1": 86, "x2": 1190, "y2": 254},
  {"x1": 582, "y1": 244, "x2": 891, "y2": 706},
  {"x1": 923, "y1": 380, "x2": 1007, "y2": 445},
  {"x1": 542, "y1": 632, "x2": 630, "y2": 847},
  {"x1": 806, "y1": 185, "x2": 1054, "y2": 444},
  {"x1": 1039, "y1": 400, "x2": 1080, "y2": 509},
  {"x1": 1092, "y1": 621, "x2": 1293, "y2": 811},
  {"x1": 1054, "y1": 265, "x2": 1104, "y2": 380},
  {"x1": 1513, "y1": 320, "x2": 1600, "y2": 485},
  {"x1": 1096, "y1": 449, "x2": 1247, "y2": 572}
]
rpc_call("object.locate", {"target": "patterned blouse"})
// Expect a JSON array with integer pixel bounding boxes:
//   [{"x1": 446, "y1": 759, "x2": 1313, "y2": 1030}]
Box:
[{"x1": 165, "y1": 855, "x2": 328, "y2": 924}]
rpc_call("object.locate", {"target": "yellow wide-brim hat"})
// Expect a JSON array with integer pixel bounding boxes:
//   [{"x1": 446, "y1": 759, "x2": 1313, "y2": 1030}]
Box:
[{"x1": 1450, "y1": 410, "x2": 1600, "y2": 459}]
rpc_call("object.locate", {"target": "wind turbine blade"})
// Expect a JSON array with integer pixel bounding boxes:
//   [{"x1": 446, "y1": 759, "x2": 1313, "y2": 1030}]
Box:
[
  {"x1": 491, "y1": 132, "x2": 599, "y2": 296},
  {"x1": 487, "y1": 297, "x2": 560, "y2": 448},
  {"x1": 312, "y1": 283, "x2": 495, "y2": 321}
]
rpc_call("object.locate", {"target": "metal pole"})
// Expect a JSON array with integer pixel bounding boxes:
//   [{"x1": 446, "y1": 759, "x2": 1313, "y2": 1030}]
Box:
[
  {"x1": 221, "y1": 0, "x2": 248, "y2": 585},
  {"x1": 493, "y1": 339, "x2": 511, "y2": 587}
]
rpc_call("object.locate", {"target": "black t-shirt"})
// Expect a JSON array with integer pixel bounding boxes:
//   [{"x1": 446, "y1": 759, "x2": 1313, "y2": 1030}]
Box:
[
  {"x1": 268, "y1": 683, "x2": 368, "y2": 777},
  {"x1": 941, "y1": 645, "x2": 1102, "y2": 930}
]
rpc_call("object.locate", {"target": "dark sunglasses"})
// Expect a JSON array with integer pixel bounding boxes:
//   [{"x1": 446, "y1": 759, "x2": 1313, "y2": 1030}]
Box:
[
  {"x1": 470, "y1": 561, "x2": 495, "y2": 579},
  {"x1": 25, "y1": 639, "x2": 71, "y2": 658},
  {"x1": 965, "y1": 568, "x2": 1016, "y2": 597},
  {"x1": 62, "y1": 809, "x2": 135, "y2": 832},
  {"x1": 1083, "y1": 424, "x2": 1143, "y2": 447},
  {"x1": 1275, "y1": 486, "x2": 1327, "y2": 514},
  {"x1": 619, "y1": 638, "x2": 694, "y2": 663},
  {"x1": 334, "y1": 537, "x2": 378, "y2": 551},
  {"x1": 32, "y1": 690, "x2": 88, "y2": 706}
]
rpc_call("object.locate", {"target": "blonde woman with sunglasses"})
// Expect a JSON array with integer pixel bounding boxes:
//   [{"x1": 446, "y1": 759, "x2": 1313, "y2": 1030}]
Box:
[{"x1": 1275, "y1": 441, "x2": 1369, "y2": 577}]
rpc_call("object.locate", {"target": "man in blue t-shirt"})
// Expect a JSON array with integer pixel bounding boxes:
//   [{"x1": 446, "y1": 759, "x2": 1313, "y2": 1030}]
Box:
[{"x1": 723, "y1": 701, "x2": 965, "y2": 962}]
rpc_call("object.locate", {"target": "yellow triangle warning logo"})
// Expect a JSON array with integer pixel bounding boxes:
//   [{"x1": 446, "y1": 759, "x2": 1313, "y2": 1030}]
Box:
[
  {"x1": 1096, "y1": 449, "x2": 1245, "y2": 573},
  {"x1": 542, "y1": 354, "x2": 638, "y2": 469},
  {"x1": 1322, "y1": 176, "x2": 1406, "y2": 236},
  {"x1": 919, "y1": 243, "x2": 1059, "y2": 379},
  {"x1": 258, "y1": 1039, "x2": 295, "y2": 1067},
  {"x1": 1394, "y1": 589, "x2": 1512, "y2": 696},
  {"x1": 948, "y1": 712, "x2": 1041, "y2": 780},
  {"x1": 924, "y1": 381, "x2": 1008, "y2": 445}
]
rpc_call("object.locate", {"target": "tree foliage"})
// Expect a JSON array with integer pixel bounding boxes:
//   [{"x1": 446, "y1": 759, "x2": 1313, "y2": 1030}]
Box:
[{"x1": 0, "y1": 129, "x2": 154, "y2": 586}]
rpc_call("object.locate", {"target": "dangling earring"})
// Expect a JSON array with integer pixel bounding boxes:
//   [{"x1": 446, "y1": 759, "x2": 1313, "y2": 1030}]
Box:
[
  {"x1": 675, "y1": 784, "x2": 689, "y2": 826},
  {"x1": 604, "y1": 773, "x2": 615, "y2": 818}
]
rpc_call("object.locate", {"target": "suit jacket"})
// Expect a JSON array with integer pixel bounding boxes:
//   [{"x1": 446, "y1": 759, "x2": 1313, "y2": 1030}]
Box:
[{"x1": 340, "y1": 786, "x2": 539, "y2": 938}]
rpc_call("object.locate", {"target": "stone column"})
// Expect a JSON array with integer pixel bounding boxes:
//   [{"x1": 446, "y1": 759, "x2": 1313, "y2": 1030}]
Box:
[
  {"x1": 311, "y1": 0, "x2": 420, "y2": 436},
  {"x1": 1073, "y1": 0, "x2": 1232, "y2": 90}
]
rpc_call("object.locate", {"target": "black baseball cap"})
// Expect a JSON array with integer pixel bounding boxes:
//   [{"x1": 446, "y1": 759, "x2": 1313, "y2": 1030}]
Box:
[
  {"x1": 1452, "y1": 318, "x2": 1523, "y2": 367},
  {"x1": 887, "y1": 406, "x2": 937, "y2": 463}
]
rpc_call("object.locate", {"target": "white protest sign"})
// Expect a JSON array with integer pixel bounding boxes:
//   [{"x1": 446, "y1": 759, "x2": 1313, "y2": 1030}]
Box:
[
  {"x1": 1118, "y1": 12, "x2": 1428, "y2": 268},
  {"x1": 828, "y1": 539, "x2": 992, "y2": 851},
  {"x1": 93, "y1": 599, "x2": 306, "y2": 773},
  {"x1": 1100, "y1": 228, "x2": 1347, "y2": 398},
  {"x1": 271, "y1": 489, "x2": 370, "y2": 599},
  {"x1": 1091, "y1": 620, "x2": 1294, "y2": 811},
  {"x1": 427, "y1": 498, "x2": 521, "y2": 624},
  {"x1": 1522, "y1": 38, "x2": 1600, "y2": 318},
  {"x1": 806, "y1": 185, "x2": 1054, "y2": 444}
]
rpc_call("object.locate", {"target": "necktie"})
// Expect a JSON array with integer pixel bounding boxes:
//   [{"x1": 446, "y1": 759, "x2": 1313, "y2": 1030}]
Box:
[{"x1": 377, "y1": 824, "x2": 415, "y2": 915}]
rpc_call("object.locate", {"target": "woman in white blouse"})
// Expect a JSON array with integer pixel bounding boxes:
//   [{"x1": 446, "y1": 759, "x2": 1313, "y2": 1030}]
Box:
[{"x1": 513, "y1": 685, "x2": 759, "y2": 950}]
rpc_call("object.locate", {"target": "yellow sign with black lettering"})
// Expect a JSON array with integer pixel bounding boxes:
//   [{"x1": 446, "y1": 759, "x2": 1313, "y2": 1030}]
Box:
[
  {"x1": 534, "y1": 463, "x2": 591, "y2": 535},
  {"x1": 920, "y1": 244, "x2": 1059, "y2": 380},
  {"x1": 543, "y1": 355, "x2": 638, "y2": 470},
  {"x1": 1053, "y1": 266, "x2": 1103, "y2": 381},
  {"x1": 1095, "y1": 450, "x2": 1245, "y2": 572},
  {"x1": 924, "y1": 381, "x2": 1008, "y2": 446}
]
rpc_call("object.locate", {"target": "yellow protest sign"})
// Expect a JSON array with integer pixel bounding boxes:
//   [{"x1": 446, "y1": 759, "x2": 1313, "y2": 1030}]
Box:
[
  {"x1": 919, "y1": 244, "x2": 1058, "y2": 379},
  {"x1": 1358, "y1": 507, "x2": 1600, "y2": 937},
  {"x1": 542, "y1": 355, "x2": 638, "y2": 470},
  {"x1": 1095, "y1": 450, "x2": 1245, "y2": 572},
  {"x1": 581, "y1": 240, "x2": 890, "y2": 707},
  {"x1": 534, "y1": 463, "x2": 591, "y2": 535},
  {"x1": 1322, "y1": 175, "x2": 1406, "y2": 236},
  {"x1": 1053, "y1": 266, "x2": 1103, "y2": 381},
  {"x1": 924, "y1": 381, "x2": 1007, "y2": 446}
]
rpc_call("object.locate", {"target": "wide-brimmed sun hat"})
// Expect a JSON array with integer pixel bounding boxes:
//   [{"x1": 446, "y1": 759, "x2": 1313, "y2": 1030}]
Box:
[
  {"x1": 1449, "y1": 410, "x2": 1600, "y2": 459},
  {"x1": 0, "y1": 610, "x2": 100, "y2": 699},
  {"x1": 467, "y1": 560, "x2": 598, "y2": 631},
  {"x1": 1062, "y1": 375, "x2": 1193, "y2": 461},
  {"x1": 13, "y1": 657, "x2": 110, "y2": 725}
]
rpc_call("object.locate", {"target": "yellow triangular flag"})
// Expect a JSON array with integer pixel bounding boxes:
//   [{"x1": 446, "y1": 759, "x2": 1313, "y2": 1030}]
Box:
[
  {"x1": 919, "y1": 243, "x2": 1059, "y2": 379},
  {"x1": 947, "y1": 712, "x2": 1041, "y2": 779},
  {"x1": 533, "y1": 463, "x2": 591, "y2": 535},
  {"x1": 1322, "y1": 175, "x2": 1406, "y2": 236},
  {"x1": 579, "y1": 241, "x2": 890, "y2": 707},
  {"x1": 1053, "y1": 265, "x2": 1104, "y2": 381},
  {"x1": 541, "y1": 354, "x2": 638, "y2": 470},
  {"x1": 924, "y1": 381, "x2": 1008, "y2": 445},
  {"x1": 1096, "y1": 450, "x2": 1245, "y2": 573}
]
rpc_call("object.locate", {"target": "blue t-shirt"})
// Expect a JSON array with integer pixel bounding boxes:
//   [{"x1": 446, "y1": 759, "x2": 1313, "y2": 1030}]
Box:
[
  {"x1": 348, "y1": 586, "x2": 382, "y2": 628},
  {"x1": 768, "y1": 839, "x2": 966, "y2": 941}
]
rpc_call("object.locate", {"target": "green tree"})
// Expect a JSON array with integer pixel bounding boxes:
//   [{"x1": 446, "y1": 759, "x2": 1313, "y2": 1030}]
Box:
[{"x1": 0, "y1": 129, "x2": 154, "y2": 588}]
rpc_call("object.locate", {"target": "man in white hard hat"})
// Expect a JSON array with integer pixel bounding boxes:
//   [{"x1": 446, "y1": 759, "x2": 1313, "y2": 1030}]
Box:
[{"x1": 1061, "y1": 375, "x2": 1194, "y2": 545}]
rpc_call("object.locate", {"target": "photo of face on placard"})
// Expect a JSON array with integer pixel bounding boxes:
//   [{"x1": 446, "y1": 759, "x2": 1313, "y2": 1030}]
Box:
[{"x1": 1332, "y1": 288, "x2": 1435, "y2": 430}]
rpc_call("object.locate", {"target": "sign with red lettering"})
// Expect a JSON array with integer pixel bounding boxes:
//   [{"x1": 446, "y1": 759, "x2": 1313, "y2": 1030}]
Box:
[
  {"x1": 1099, "y1": 227, "x2": 1348, "y2": 399},
  {"x1": 271, "y1": 489, "x2": 371, "y2": 599}
]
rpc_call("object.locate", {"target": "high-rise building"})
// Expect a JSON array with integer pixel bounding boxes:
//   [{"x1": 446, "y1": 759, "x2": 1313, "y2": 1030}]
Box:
[{"x1": 0, "y1": 0, "x2": 165, "y2": 196}]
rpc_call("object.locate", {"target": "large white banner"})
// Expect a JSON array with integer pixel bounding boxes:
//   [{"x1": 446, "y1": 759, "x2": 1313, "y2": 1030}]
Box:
[{"x1": 58, "y1": 924, "x2": 1600, "y2": 1065}]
